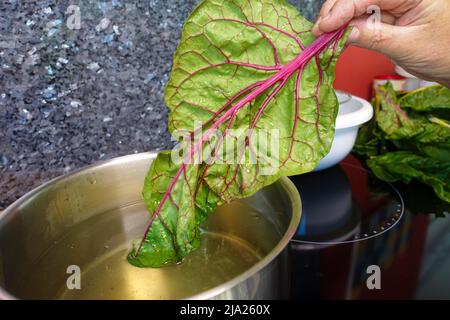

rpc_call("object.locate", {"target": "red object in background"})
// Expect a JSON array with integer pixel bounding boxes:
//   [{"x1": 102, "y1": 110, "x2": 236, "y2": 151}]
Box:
[
  {"x1": 373, "y1": 74, "x2": 405, "y2": 80},
  {"x1": 334, "y1": 46, "x2": 395, "y2": 100}
]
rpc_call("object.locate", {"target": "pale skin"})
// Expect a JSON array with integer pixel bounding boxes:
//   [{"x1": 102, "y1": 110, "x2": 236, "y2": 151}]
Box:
[{"x1": 312, "y1": 0, "x2": 450, "y2": 87}]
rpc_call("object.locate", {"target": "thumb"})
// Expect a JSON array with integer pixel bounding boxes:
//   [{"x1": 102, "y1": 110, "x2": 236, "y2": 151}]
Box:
[{"x1": 347, "y1": 17, "x2": 409, "y2": 61}]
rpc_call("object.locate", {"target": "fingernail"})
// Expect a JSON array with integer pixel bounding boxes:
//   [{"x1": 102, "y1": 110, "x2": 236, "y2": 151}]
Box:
[{"x1": 348, "y1": 27, "x2": 360, "y2": 43}]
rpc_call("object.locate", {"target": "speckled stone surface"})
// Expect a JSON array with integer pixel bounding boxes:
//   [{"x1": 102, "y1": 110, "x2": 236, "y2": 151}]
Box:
[{"x1": 0, "y1": 0, "x2": 324, "y2": 209}]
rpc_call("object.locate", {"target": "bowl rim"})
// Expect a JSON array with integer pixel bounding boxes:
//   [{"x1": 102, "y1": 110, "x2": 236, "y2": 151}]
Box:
[
  {"x1": 0, "y1": 152, "x2": 302, "y2": 300},
  {"x1": 335, "y1": 94, "x2": 373, "y2": 130}
]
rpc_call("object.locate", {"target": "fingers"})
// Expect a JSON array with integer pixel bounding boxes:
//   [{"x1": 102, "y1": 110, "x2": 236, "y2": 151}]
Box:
[
  {"x1": 319, "y1": 0, "x2": 337, "y2": 17},
  {"x1": 379, "y1": 12, "x2": 397, "y2": 25},
  {"x1": 346, "y1": 16, "x2": 410, "y2": 61},
  {"x1": 346, "y1": 11, "x2": 397, "y2": 43},
  {"x1": 312, "y1": 0, "x2": 421, "y2": 35}
]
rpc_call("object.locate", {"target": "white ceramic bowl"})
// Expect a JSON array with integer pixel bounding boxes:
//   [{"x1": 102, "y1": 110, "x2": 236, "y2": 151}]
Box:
[{"x1": 314, "y1": 91, "x2": 373, "y2": 171}]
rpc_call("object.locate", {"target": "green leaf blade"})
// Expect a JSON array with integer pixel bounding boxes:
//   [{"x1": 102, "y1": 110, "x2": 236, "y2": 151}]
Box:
[{"x1": 131, "y1": 0, "x2": 349, "y2": 267}]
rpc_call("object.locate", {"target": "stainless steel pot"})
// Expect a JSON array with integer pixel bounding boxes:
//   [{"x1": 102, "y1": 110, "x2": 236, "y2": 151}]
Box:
[{"x1": 0, "y1": 152, "x2": 301, "y2": 300}]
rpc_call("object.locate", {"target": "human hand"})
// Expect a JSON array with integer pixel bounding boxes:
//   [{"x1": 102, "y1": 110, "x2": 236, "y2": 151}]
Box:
[{"x1": 312, "y1": 0, "x2": 450, "y2": 87}]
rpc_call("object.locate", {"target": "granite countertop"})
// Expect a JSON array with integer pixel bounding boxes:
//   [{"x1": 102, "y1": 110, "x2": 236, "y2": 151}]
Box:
[{"x1": 0, "y1": 0, "x2": 324, "y2": 209}]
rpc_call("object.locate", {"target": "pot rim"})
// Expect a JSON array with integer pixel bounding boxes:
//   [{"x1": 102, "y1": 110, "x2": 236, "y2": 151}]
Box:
[{"x1": 0, "y1": 152, "x2": 302, "y2": 300}]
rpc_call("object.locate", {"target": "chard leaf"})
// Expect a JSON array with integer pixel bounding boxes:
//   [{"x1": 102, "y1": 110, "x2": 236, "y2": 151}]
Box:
[
  {"x1": 373, "y1": 83, "x2": 450, "y2": 161},
  {"x1": 130, "y1": 151, "x2": 222, "y2": 268},
  {"x1": 399, "y1": 85, "x2": 450, "y2": 112},
  {"x1": 375, "y1": 83, "x2": 421, "y2": 140},
  {"x1": 354, "y1": 82, "x2": 450, "y2": 208},
  {"x1": 165, "y1": 0, "x2": 346, "y2": 200},
  {"x1": 367, "y1": 152, "x2": 450, "y2": 203},
  {"x1": 129, "y1": 0, "x2": 349, "y2": 267},
  {"x1": 353, "y1": 121, "x2": 385, "y2": 157}
]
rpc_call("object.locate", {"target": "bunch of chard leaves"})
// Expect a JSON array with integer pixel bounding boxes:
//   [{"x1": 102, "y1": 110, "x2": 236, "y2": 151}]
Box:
[
  {"x1": 354, "y1": 83, "x2": 450, "y2": 206},
  {"x1": 128, "y1": 0, "x2": 349, "y2": 268}
]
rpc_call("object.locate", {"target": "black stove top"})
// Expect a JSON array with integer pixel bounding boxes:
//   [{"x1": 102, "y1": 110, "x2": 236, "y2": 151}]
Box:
[{"x1": 288, "y1": 155, "x2": 450, "y2": 300}]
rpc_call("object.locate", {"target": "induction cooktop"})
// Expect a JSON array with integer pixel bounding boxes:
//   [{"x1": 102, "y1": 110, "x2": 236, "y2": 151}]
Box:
[{"x1": 288, "y1": 155, "x2": 450, "y2": 300}]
